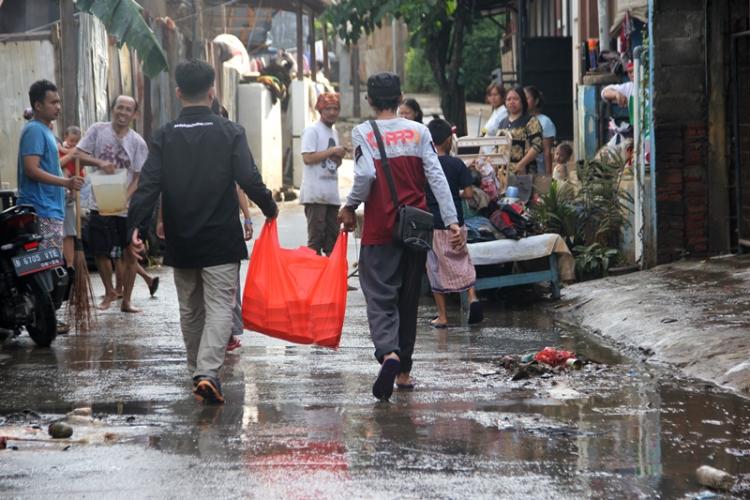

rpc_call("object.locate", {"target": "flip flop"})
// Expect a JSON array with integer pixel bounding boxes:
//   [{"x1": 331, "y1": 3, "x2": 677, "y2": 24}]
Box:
[
  {"x1": 148, "y1": 277, "x2": 160, "y2": 297},
  {"x1": 396, "y1": 382, "x2": 415, "y2": 390},
  {"x1": 372, "y1": 358, "x2": 400, "y2": 401},
  {"x1": 430, "y1": 318, "x2": 448, "y2": 329}
]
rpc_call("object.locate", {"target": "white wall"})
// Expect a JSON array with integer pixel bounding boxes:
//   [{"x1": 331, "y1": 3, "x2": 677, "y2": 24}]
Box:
[
  {"x1": 237, "y1": 83, "x2": 283, "y2": 191},
  {"x1": 289, "y1": 79, "x2": 318, "y2": 188}
]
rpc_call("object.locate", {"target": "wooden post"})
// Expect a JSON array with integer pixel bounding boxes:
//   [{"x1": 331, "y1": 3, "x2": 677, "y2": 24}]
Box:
[
  {"x1": 517, "y1": 0, "x2": 527, "y2": 85},
  {"x1": 352, "y1": 42, "x2": 360, "y2": 118},
  {"x1": 59, "y1": 0, "x2": 77, "y2": 131},
  {"x1": 391, "y1": 17, "x2": 397, "y2": 74},
  {"x1": 192, "y1": 0, "x2": 204, "y2": 59},
  {"x1": 309, "y1": 14, "x2": 316, "y2": 82},
  {"x1": 322, "y1": 23, "x2": 329, "y2": 78},
  {"x1": 143, "y1": 74, "x2": 152, "y2": 143},
  {"x1": 296, "y1": 2, "x2": 304, "y2": 80},
  {"x1": 707, "y1": 0, "x2": 731, "y2": 253}
]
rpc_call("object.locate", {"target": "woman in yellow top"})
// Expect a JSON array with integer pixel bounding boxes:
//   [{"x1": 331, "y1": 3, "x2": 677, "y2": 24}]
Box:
[{"x1": 496, "y1": 86, "x2": 543, "y2": 175}]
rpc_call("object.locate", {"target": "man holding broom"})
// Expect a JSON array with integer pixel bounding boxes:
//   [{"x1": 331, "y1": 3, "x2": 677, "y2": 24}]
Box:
[
  {"x1": 128, "y1": 59, "x2": 278, "y2": 404},
  {"x1": 17, "y1": 80, "x2": 84, "y2": 253},
  {"x1": 16, "y1": 80, "x2": 84, "y2": 332}
]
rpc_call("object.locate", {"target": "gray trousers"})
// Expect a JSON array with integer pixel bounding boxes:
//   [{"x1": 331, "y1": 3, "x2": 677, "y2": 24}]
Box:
[
  {"x1": 173, "y1": 262, "x2": 239, "y2": 379},
  {"x1": 358, "y1": 244, "x2": 427, "y2": 374},
  {"x1": 304, "y1": 203, "x2": 339, "y2": 255},
  {"x1": 231, "y1": 272, "x2": 243, "y2": 336}
]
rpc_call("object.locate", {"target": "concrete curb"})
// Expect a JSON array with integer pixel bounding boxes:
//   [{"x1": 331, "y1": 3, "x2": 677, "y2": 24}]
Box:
[{"x1": 552, "y1": 255, "x2": 750, "y2": 398}]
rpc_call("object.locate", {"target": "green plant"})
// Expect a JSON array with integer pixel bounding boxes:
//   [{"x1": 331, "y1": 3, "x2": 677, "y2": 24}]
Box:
[
  {"x1": 530, "y1": 152, "x2": 633, "y2": 280},
  {"x1": 576, "y1": 152, "x2": 633, "y2": 249},
  {"x1": 573, "y1": 243, "x2": 620, "y2": 280},
  {"x1": 528, "y1": 179, "x2": 579, "y2": 248}
]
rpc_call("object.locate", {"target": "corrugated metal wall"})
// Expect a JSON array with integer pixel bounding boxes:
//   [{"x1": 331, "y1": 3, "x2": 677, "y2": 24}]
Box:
[
  {"x1": 77, "y1": 13, "x2": 109, "y2": 130},
  {"x1": 0, "y1": 15, "x2": 135, "y2": 190},
  {"x1": 0, "y1": 36, "x2": 57, "y2": 188}
]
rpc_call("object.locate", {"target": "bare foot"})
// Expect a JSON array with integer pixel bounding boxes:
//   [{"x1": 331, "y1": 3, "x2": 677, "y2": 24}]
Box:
[
  {"x1": 396, "y1": 373, "x2": 412, "y2": 386},
  {"x1": 430, "y1": 318, "x2": 448, "y2": 329},
  {"x1": 120, "y1": 303, "x2": 142, "y2": 313},
  {"x1": 98, "y1": 293, "x2": 118, "y2": 310}
]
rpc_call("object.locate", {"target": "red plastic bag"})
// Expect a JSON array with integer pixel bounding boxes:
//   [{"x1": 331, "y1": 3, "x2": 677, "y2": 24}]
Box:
[
  {"x1": 534, "y1": 347, "x2": 576, "y2": 367},
  {"x1": 242, "y1": 219, "x2": 348, "y2": 348}
]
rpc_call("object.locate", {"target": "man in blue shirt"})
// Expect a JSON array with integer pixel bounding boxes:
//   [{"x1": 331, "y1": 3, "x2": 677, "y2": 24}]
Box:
[{"x1": 17, "y1": 80, "x2": 83, "y2": 252}]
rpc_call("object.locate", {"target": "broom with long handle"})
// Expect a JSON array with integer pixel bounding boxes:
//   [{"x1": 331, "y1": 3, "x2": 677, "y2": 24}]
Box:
[{"x1": 67, "y1": 158, "x2": 95, "y2": 332}]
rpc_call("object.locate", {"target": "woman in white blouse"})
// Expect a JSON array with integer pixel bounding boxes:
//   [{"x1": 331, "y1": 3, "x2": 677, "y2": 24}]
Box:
[{"x1": 481, "y1": 82, "x2": 508, "y2": 138}]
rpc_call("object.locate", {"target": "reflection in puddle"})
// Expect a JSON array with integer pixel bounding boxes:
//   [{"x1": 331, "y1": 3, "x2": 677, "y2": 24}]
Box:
[{"x1": 1, "y1": 300, "x2": 749, "y2": 498}]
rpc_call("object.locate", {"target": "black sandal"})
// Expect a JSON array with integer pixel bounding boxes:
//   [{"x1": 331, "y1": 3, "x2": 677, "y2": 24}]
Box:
[{"x1": 148, "y1": 277, "x2": 160, "y2": 297}]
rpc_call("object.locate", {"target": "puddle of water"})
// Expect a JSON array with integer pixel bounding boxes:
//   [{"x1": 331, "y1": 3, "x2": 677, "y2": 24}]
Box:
[
  {"x1": 140, "y1": 316, "x2": 748, "y2": 498},
  {"x1": 1, "y1": 300, "x2": 749, "y2": 498}
]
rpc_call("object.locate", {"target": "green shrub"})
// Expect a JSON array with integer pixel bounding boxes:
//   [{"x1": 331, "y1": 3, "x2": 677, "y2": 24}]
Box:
[
  {"x1": 461, "y1": 18, "x2": 503, "y2": 102},
  {"x1": 404, "y1": 47, "x2": 438, "y2": 94},
  {"x1": 528, "y1": 180, "x2": 578, "y2": 249},
  {"x1": 530, "y1": 153, "x2": 632, "y2": 281},
  {"x1": 404, "y1": 17, "x2": 503, "y2": 101},
  {"x1": 573, "y1": 243, "x2": 620, "y2": 280}
]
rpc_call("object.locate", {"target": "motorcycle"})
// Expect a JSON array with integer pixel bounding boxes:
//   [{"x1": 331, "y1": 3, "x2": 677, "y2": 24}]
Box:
[{"x1": 0, "y1": 204, "x2": 68, "y2": 347}]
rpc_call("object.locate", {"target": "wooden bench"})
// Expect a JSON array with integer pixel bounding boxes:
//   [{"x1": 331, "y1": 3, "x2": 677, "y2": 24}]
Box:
[{"x1": 460, "y1": 233, "x2": 575, "y2": 315}]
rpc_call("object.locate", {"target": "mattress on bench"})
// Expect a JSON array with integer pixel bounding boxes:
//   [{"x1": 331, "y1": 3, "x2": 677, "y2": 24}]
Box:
[{"x1": 467, "y1": 233, "x2": 575, "y2": 281}]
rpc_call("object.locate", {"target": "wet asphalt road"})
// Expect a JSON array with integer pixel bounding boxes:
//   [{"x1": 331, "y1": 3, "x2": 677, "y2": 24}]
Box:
[{"x1": 1, "y1": 205, "x2": 750, "y2": 499}]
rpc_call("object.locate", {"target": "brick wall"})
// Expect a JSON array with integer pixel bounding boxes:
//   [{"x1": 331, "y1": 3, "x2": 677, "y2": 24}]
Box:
[{"x1": 653, "y1": 0, "x2": 709, "y2": 263}]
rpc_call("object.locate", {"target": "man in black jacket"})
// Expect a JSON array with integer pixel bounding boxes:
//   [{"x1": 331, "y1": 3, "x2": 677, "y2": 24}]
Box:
[{"x1": 128, "y1": 59, "x2": 277, "y2": 404}]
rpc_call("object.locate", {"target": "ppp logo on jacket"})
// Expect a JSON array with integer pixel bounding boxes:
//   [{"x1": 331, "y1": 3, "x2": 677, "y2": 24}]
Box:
[{"x1": 365, "y1": 128, "x2": 420, "y2": 150}]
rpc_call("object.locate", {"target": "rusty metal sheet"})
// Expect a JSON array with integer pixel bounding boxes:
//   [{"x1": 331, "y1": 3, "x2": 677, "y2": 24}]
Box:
[
  {"x1": 77, "y1": 13, "x2": 109, "y2": 130},
  {"x1": 119, "y1": 44, "x2": 133, "y2": 97},
  {"x1": 131, "y1": 49, "x2": 145, "y2": 136},
  {"x1": 108, "y1": 43, "x2": 122, "y2": 100}
]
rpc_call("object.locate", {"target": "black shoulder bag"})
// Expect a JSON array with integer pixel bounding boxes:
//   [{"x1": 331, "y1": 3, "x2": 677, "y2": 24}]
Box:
[{"x1": 369, "y1": 120, "x2": 434, "y2": 252}]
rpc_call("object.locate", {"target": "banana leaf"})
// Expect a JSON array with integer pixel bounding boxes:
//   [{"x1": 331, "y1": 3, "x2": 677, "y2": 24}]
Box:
[{"x1": 74, "y1": 0, "x2": 167, "y2": 78}]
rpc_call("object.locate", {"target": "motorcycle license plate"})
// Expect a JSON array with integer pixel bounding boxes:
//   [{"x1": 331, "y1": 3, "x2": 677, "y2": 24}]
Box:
[{"x1": 11, "y1": 247, "x2": 64, "y2": 277}]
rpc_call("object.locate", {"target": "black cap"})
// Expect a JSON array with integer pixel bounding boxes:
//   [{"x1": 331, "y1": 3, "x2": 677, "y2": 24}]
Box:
[{"x1": 367, "y1": 72, "x2": 401, "y2": 99}]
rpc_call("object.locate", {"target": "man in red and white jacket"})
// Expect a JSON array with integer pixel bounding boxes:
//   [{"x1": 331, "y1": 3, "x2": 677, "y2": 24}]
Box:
[{"x1": 338, "y1": 72, "x2": 463, "y2": 401}]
